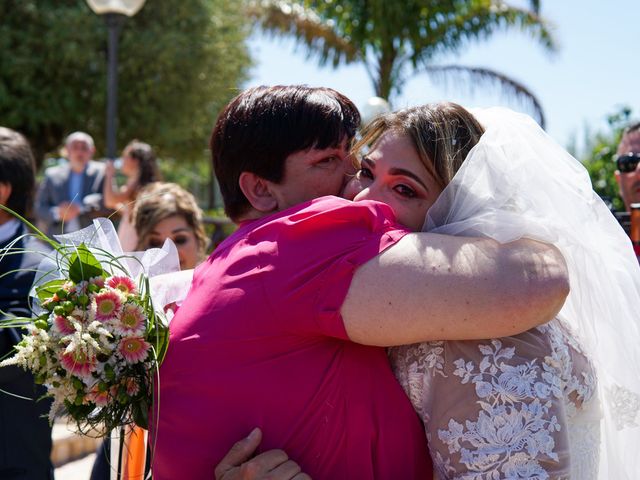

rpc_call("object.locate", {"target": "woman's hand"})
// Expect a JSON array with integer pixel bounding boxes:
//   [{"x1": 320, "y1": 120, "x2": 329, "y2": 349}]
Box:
[
  {"x1": 105, "y1": 159, "x2": 116, "y2": 178},
  {"x1": 215, "y1": 428, "x2": 311, "y2": 480}
]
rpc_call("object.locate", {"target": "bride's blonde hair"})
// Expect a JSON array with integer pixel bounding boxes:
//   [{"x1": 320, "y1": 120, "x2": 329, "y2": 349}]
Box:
[{"x1": 354, "y1": 102, "x2": 485, "y2": 189}]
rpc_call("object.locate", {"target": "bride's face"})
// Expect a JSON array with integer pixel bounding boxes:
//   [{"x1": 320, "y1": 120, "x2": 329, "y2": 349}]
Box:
[{"x1": 344, "y1": 131, "x2": 443, "y2": 231}]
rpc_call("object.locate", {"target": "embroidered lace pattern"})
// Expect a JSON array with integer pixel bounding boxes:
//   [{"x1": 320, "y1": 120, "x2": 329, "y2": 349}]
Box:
[
  {"x1": 606, "y1": 384, "x2": 640, "y2": 430},
  {"x1": 388, "y1": 320, "x2": 598, "y2": 479}
]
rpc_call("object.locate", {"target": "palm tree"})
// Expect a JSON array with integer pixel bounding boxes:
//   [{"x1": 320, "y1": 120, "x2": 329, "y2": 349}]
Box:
[{"x1": 247, "y1": 0, "x2": 556, "y2": 127}]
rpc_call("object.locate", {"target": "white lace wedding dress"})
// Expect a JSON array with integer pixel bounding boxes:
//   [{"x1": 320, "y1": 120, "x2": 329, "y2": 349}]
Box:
[
  {"x1": 389, "y1": 319, "x2": 600, "y2": 479},
  {"x1": 398, "y1": 107, "x2": 640, "y2": 479}
]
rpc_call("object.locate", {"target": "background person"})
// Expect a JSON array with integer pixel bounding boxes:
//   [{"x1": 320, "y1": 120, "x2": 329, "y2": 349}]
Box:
[
  {"x1": 0, "y1": 126, "x2": 54, "y2": 479},
  {"x1": 103, "y1": 140, "x2": 161, "y2": 251},
  {"x1": 132, "y1": 182, "x2": 207, "y2": 270},
  {"x1": 614, "y1": 122, "x2": 640, "y2": 213},
  {"x1": 90, "y1": 181, "x2": 207, "y2": 480},
  {"x1": 34, "y1": 131, "x2": 106, "y2": 236}
]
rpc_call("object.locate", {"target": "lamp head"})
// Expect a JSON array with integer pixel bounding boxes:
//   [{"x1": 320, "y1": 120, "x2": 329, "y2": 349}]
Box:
[{"x1": 86, "y1": 0, "x2": 146, "y2": 16}]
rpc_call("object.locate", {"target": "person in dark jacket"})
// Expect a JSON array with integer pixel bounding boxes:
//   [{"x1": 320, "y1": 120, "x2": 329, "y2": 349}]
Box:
[{"x1": 0, "y1": 126, "x2": 54, "y2": 479}]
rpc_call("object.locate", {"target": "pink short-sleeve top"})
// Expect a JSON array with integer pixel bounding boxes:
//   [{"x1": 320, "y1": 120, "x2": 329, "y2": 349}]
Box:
[{"x1": 152, "y1": 196, "x2": 432, "y2": 479}]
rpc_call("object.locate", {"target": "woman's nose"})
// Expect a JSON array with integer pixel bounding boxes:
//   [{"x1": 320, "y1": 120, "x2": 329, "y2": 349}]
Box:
[{"x1": 353, "y1": 186, "x2": 375, "y2": 202}]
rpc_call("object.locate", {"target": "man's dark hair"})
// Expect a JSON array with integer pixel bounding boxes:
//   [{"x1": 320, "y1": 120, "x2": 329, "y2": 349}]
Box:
[
  {"x1": 0, "y1": 127, "x2": 36, "y2": 217},
  {"x1": 210, "y1": 85, "x2": 361, "y2": 221}
]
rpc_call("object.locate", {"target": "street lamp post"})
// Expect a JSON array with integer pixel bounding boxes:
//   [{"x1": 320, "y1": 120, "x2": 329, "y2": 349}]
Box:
[{"x1": 86, "y1": 0, "x2": 147, "y2": 160}]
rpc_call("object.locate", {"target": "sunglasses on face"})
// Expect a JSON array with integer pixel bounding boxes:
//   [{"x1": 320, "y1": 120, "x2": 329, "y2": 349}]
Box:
[{"x1": 616, "y1": 153, "x2": 640, "y2": 173}]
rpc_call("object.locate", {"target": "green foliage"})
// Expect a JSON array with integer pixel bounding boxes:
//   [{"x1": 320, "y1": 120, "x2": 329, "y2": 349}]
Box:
[
  {"x1": 579, "y1": 106, "x2": 632, "y2": 212},
  {"x1": 36, "y1": 279, "x2": 67, "y2": 303},
  {"x1": 157, "y1": 156, "x2": 213, "y2": 207},
  {"x1": 68, "y1": 244, "x2": 104, "y2": 282},
  {"x1": 0, "y1": 0, "x2": 252, "y2": 165},
  {"x1": 249, "y1": 0, "x2": 554, "y2": 124}
]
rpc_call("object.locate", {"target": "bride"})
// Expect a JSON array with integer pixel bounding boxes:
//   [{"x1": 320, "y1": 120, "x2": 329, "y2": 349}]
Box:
[
  {"x1": 347, "y1": 102, "x2": 640, "y2": 479},
  {"x1": 218, "y1": 103, "x2": 640, "y2": 479}
]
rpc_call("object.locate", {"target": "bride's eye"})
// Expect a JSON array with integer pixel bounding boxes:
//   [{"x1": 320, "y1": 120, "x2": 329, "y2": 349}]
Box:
[
  {"x1": 394, "y1": 184, "x2": 417, "y2": 198},
  {"x1": 357, "y1": 167, "x2": 374, "y2": 179}
]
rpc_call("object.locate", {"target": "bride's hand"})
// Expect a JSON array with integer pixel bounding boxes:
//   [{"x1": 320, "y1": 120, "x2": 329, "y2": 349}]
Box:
[{"x1": 214, "y1": 427, "x2": 311, "y2": 480}]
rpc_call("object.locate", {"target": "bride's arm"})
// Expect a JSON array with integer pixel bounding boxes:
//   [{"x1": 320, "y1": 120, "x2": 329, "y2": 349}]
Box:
[{"x1": 342, "y1": 233, "x2": 568, "y2": 346}]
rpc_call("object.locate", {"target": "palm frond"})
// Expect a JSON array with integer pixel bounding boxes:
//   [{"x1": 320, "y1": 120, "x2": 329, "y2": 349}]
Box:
[
  {"x1": 246, "y1": 0, "x2": 358, "y2": 67},
  {"x1": 426, "y1": 64, "x2": 546, "y2": 128},
  {"x1": 410, "y1": 2, "x2": 557, "y2": 66}
]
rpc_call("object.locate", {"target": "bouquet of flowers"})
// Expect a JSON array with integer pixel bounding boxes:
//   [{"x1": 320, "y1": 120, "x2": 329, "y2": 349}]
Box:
[{"x1": 0, "y1": 214, "x2": 188, "y2": 436}]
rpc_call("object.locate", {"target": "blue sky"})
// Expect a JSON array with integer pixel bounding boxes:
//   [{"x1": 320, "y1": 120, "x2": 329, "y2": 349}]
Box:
[{"x1": 245, "y1": 0, "x2": 639, "y2": 152}]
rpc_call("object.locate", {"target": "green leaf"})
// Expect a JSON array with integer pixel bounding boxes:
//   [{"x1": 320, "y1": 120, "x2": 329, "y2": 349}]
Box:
[
  {"x1": 68, "y1": 244, "x2": 104, "y2": 283},
  {"x1": 132, "y1": 397, "x2": 149, "y2": 429},
  {"x1": 36, "y1": 279, "x2": 66, "y2": 302},
  {"x1": 149, "y1": 320, "x2": 170, "y2": 365}
]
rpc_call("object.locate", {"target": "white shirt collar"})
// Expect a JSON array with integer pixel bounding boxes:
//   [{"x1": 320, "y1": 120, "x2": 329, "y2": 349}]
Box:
[{"x1": 0, "y1": 218, "x2": 20, "y2": 244}]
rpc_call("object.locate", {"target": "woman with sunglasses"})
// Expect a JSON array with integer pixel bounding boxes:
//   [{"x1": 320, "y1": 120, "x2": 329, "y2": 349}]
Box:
[
  {"x1": 91, "y1": 182, "x2": 208, "y2": 480},
  {"x1": 132, "y1": 182, "x2": 208, "y2": 270}
]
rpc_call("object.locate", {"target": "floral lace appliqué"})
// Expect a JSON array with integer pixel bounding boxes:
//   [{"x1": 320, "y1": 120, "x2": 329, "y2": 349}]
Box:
[
  {"x1": 437, "y1": 339, "x2": 561, "y2": 479},
  {"x1": 607, "y1": 384, "x2": 640, "y2": 430}
]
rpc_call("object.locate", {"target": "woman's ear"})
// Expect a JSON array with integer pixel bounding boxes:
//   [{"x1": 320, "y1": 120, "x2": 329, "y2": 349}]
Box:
[{"x1": 238, "y1": 172, "x2": 278, "y2": 214}]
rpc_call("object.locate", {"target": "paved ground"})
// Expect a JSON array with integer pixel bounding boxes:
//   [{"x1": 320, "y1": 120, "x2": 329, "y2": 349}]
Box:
[
  {"x1": 55, "y1": 453, "x2": 95, "y2": 479},
  {"x1": 51, "y1": 420, "x2": 101, "y2": 479}
]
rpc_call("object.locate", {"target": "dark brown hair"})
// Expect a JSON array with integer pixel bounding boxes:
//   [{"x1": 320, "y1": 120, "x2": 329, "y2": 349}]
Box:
[
  {"x1": 0, "y1": 127, "x2": 36, "y2": 217},
  {"x1": 123, "y1": 140, "x2": 161, "y2": 189},
  {"x1": 210, "y1": 85, "x2": 361, "y2": 221}
]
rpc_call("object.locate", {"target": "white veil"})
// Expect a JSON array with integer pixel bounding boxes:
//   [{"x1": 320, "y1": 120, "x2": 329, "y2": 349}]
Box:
[{"x1": 423, "y1": 107, "x2": 640, "y2": 480}]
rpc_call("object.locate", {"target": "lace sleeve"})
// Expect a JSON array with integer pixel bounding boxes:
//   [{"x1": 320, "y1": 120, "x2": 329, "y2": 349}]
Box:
[{"x1": 389, "y1": 320, "x2": 597, "y2": 480}]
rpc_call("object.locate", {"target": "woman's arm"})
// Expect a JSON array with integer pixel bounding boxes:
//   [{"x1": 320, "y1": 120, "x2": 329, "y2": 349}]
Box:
[
  {"x1": 102, "y1": 161, "x2": 136, "y2": 209},
  {"x1": 342, "y1": 233, "x2": 569, "y2": 346}
]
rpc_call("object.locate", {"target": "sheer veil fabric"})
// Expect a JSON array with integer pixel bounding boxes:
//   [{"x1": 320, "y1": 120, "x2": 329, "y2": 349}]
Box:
[{"x1": 423, "y1": 107, "x2": 640, "y2": 479}]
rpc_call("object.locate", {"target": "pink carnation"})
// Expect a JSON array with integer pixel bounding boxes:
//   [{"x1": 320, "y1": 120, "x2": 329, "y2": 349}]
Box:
[
  {"x1": 118, "y1": 337, "x2": 151, "y2": 364},
  {"x1": 54, "y1": 315, "x2": 76, "y2": 335},
  {"x1": 60, "y1": 350, "x2": 96, "y2": 377},
  {"x1": 90, "y1": 277, "x2": 105, "y2": 289},
  {"x1": 93, "y1": 290, "x2": 122, "y2": 321},
  {"x1": 116, "y1": 304, "x2": 146, "y2": 335},
  {"x1": 106, "y1": 276, "x2": 137, "y2": 295}
]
